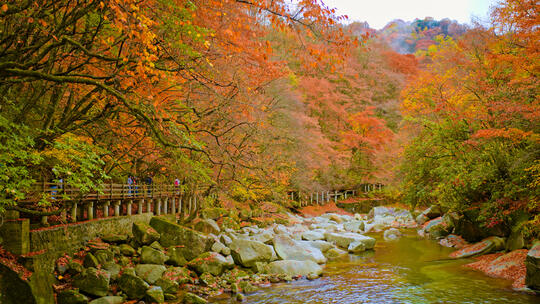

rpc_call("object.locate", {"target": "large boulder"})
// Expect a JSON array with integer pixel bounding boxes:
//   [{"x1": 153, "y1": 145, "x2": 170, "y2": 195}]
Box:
[
  {"x1": 118, "y1": 273, "x2": 150, "y2": 300},
  {"x1": 140, "y1": 246, "x2": 168, "y2": 265},
  {"x1": 132, "y1": 222, "x2": 160, "y2": 245},
  {"x1": 149, "y1": 217, "x2": 213, "y2": 260},
  {"x1": 183, "y1": 292, "x2": 208, "y2": 304},
  {"x1": 450, "y1": 236, "x2": 506, "y2": 259},
  {"x1": 343, "y1": 221, "x2": 365, "y2": 233},
  {"x1": 368, "y1": 206, "x2": 394, "y2": 219},
  {"x1": 324, "y1": 247, "x2": 348, "y2": 259},
  {"x1": 145, "y1": 286, "x2": 164, "y2": 303},
  {"x1": 324, "y1": 232, "x2": 376, "y2": 250},
  {"x1": 422, "y1": 216, "x2": 453, "y2": 239},
  {"x1": 525, "y1": 241, "x2": 540, "y2": 291},
  {"x1": 73, "y1": 268, "x2": 110, "y2": 297},
  {"x1": 267, "y1": 260, "x2": 323, "y2": 277},
  {"x1": 135, "y1": 264, "x2": 167, "y2": 284},
  {"x1": 187, "y1": 252, "x2": 232, "y2": 276},
  {"x1": 194, "y1": 219, "x2": 221, "y2": 235},
  {"x1": 201, "y1": 208, "x2": 228, "y2": 220},
  {"x1": 166, "y1": 247, "x2": 188, "y2": 266},
  {"x1": 305, "y1": 240, "x2": 334, "y2": 252},
  {"x1": 228, "y1": 239, "x2": 274, "y2": 267},
  {"x1": 301, "y1": 230, "x2": 325, "y2": 241},
  {"x1": 273, "y1": 235, "x2": 327, "y2": 264}
]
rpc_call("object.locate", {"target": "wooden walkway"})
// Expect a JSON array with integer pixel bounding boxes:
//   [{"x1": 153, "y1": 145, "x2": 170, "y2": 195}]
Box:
[{"x1": 9, "y1": 182, "x2": 384, "y2": 227}]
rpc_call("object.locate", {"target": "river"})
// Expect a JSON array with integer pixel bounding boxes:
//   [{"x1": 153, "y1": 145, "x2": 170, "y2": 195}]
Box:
[{"x1": 213, "y1": 229, "x2": 538, "y2": 303}]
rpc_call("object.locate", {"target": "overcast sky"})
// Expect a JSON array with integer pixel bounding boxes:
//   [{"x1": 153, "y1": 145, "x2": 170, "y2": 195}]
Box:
[{"x1": 322, "y1": 0, "x2": 498, "y2": 29}]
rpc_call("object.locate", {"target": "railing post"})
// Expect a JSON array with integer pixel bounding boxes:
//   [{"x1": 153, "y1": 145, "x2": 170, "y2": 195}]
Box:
[
  {"x1": 146, "y1": 199, "x2": 152, "y2": 214},
  {"x1": 41, "y1": 215, "x2": 48, "y2": 226},
  {"x1": 345, "y1": 191, "x2": 348, "y2": 199},
  {"x1": 171, "y1": 197, "x2": 176, "y2": 216},
  {"x1": 163, "y1": 197, "x2": 168, "y2": 215},
  {"x1": 155, "y1": 199, "x2": 161, "y2": 216},
  {"x1": 114, "y1": 201, "x2": 120, "y2": 216},
  {"x1": 88, "y1": 202, "x2": 94, "y2": 220},
  {"x1": 71, "y1": 202, "x2": 78, "y2": 223},
  {"x1": 188, "y1": 196, "x2": 192, "y2": 215},
  {"x1": 334, "y1": 190, "x2": 337, "y2": 203},
  {"x1": 103, "y1": 201, "x2": 109, "y2": 217},
  {"x1": 316, "y1": 192, "x2": 319, "y2": 205},
  {"x1": 310, "y1": 193, "x2": 313, "y2": 205},
  {"x1": 127, "y1": 200, "x2": 133, "y2": 216},
  {"x1": 138, "y1": 199, "x2": 143, "y2": 215}
]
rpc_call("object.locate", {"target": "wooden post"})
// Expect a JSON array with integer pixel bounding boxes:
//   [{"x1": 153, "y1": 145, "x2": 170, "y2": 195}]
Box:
[
  {"x1": 155, "y1": 199, "x2": 161, "y2": 216},
  {"x1": 146, "y1": 200, "x2": 152, "y2": 214},
  {"x1": 70, "y1": 202, "x2": 78, "y2": 223},
  {"x1": 41, "y1": 215, "x2": 48, "y2": 226},
  {"x1": 310, "y1": 193, "x2": 313, "y2": 205},
  {"x1": 344, "y1": 191, "x2": 348, "y2": 199},
  {"x1": 163, "y1": 197, "x2": 168, "y2": 215},
  {"x1": 114, "y1": 201, "x2": 120, "y2": 216},
  {"x1": 171, "y1": 197, "x2": 176, "y2": 216},
  {"x1": 188, "y1": 197, "x2": 192, "y2": 215},
  {"x1": 138, "y1": 199, "x2": 143, "y2": 215},
  {"x1": 88, "y1": 202, "x2": 94, "y2": 220},
  {"x1": 127, "y1": 200, "x2": 133, "y2": 216},
  {"x1": 178, "y1": 197, "x2": 182, "y2": 214},
  {"x1": 334, "y1": 190, "x2": 337, "y2": 203},
  {"x1": 316, "y1": 192, "x2": 319, "y2": 205},
  {"x1": 103, "y1": 201, "x2": 109, "y2": 217}
]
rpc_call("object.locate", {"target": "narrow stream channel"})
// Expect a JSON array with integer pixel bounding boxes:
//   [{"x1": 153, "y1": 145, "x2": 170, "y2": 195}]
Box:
[{"x1": 214, "y1": 230, "x2": 538, "y2": 303}]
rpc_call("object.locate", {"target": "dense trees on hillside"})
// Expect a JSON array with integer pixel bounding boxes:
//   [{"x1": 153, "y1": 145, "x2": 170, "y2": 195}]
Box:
[{"x1": 400, "y1": 0, "x2": 539, "y2": 238}]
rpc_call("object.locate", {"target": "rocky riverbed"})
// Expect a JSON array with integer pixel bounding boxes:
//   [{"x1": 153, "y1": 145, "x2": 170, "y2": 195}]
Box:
[{"x1": 53, "y1": 205, "x2": 539, "y2": 303}]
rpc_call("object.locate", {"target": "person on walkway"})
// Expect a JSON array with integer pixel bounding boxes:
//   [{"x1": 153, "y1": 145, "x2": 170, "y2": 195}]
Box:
[
  {"x1": 145, "y1": 175, "x2": 153, "y2": 196},
  {"x1": 127, "y1": 176, "x2": 133, "y2": 196},
  {"x1": 174, "y1": 177, "x2": 180, "y2": 194}
]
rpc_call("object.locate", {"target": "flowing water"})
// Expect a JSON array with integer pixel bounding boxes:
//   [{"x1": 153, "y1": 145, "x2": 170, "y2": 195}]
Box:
[{"x1": 213, "y1": 230, "x2": 538, "y2": 303}]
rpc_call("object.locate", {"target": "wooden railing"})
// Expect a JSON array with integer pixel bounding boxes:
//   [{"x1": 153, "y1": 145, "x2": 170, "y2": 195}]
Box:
[
  {"x1": 289, "y1": 184, "x2": 384, "y2": 207},
  {"x1": 11, "y1": 182, "x2": 210, "y2": 227}
]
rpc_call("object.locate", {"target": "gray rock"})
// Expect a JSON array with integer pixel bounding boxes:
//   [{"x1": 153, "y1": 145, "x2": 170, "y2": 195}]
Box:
[
  {"x1": 118, "y1": 273, "x2": 150, "y2": 300},
  {"x1": 145, "y1": 286, "x2": 164, "y2": 303},
  {"x1": 167, "y1": 246, "x2": 188, "y2": 266},
  {"x1": 301, "y1": 231, "x2": 325, "y2": 241},
  {"x1": 83, "y1": 252, "x2": 99, "y2": 268},
  {"x1": 324, "y1": 232, "x2": 376, "y2": 249},
  {"x1": 187, "y1": 252, "x2": 231, "y2": 276},
  {"x1": 324, "y1": 247, "x2": 348, "y2": 259},
  {"x1": 132, "y1": 222, "x2": 160, "y2": 245},
  {"x1": 343, "y1": 221, "x2": 365, "y2": 233},
  {"x1": 229, "y1": 239, "x2": 274, "y2": 267},
  {"x1": 135, "y1": 264, "x2": 167, "y2": 284},
  {"x1": 450, "y1": 236, "x2": 506, "y2": 259},
  {"x1": 305, "y1": 240, "x2": 334, "y2": 252},
  {"x1": 88, "y1": 296, "x2": 124, "y2": 304},
  {"x1": 267, "y1": 260, "x2": 323, "y2": 277},
  {"x1": 194, "y1": 219, "x2": 221, "y2": 235},
  {"x1": 384, "y1": 228, "x2": 402, "y2": 240},
  {"x1": 273, "y1": 235, "x2": 326, "y2": 264},
  {"x1": 57, "y1": 290, "x2": 89, "y2": 304},
  {"x1": 101, "y1": 234, "x2": 128, "y2": 244},
  {"x1": 155, "y1": 277, "x2": 179, "y2": 294},
  {"x1": 73, "y1": 267, "x2": 110, "y2": 297},
  {"x1": 525, "y1": 241, "x2": 540, "y2": 291},
  {"x1": 149, "y1": 217, "x2": 213, "y2": 261},
  {"x1": 183, "y1": 292, "x2": 208, "y2": 304},
  {"x1": 140, "y1": 246, "x2": 167, "y2": 265},
  {"x1": 119, "y1": 244, "x2": 136, "y2": 256}
]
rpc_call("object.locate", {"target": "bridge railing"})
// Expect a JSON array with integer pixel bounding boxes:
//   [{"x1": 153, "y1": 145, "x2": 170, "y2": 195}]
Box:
[
  {"x1": 289, "y1": 183, "x2": 384, "y2": 207},
  {"x1": 10, "y1": 182, "x2": 209, "y2": 227}
]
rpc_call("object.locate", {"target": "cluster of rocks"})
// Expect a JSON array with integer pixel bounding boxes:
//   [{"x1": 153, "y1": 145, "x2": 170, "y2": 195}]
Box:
[
  {"x1": 54, "y1": 206, "x2": 418, "y2": 303},
  {"x1": 416, "y1": 205, "x2": 540, "y2": 293}
]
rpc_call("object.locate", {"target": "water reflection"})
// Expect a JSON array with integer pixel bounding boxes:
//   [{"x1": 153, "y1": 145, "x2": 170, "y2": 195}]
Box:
[{"x1": 213, "y1": 230, "x2": 538, "y2": 303}]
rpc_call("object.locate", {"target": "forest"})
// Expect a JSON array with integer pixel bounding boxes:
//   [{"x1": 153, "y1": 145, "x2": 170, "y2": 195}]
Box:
[{"x1": 0, "y1": 0, "x2": 538, "y2": 239}]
